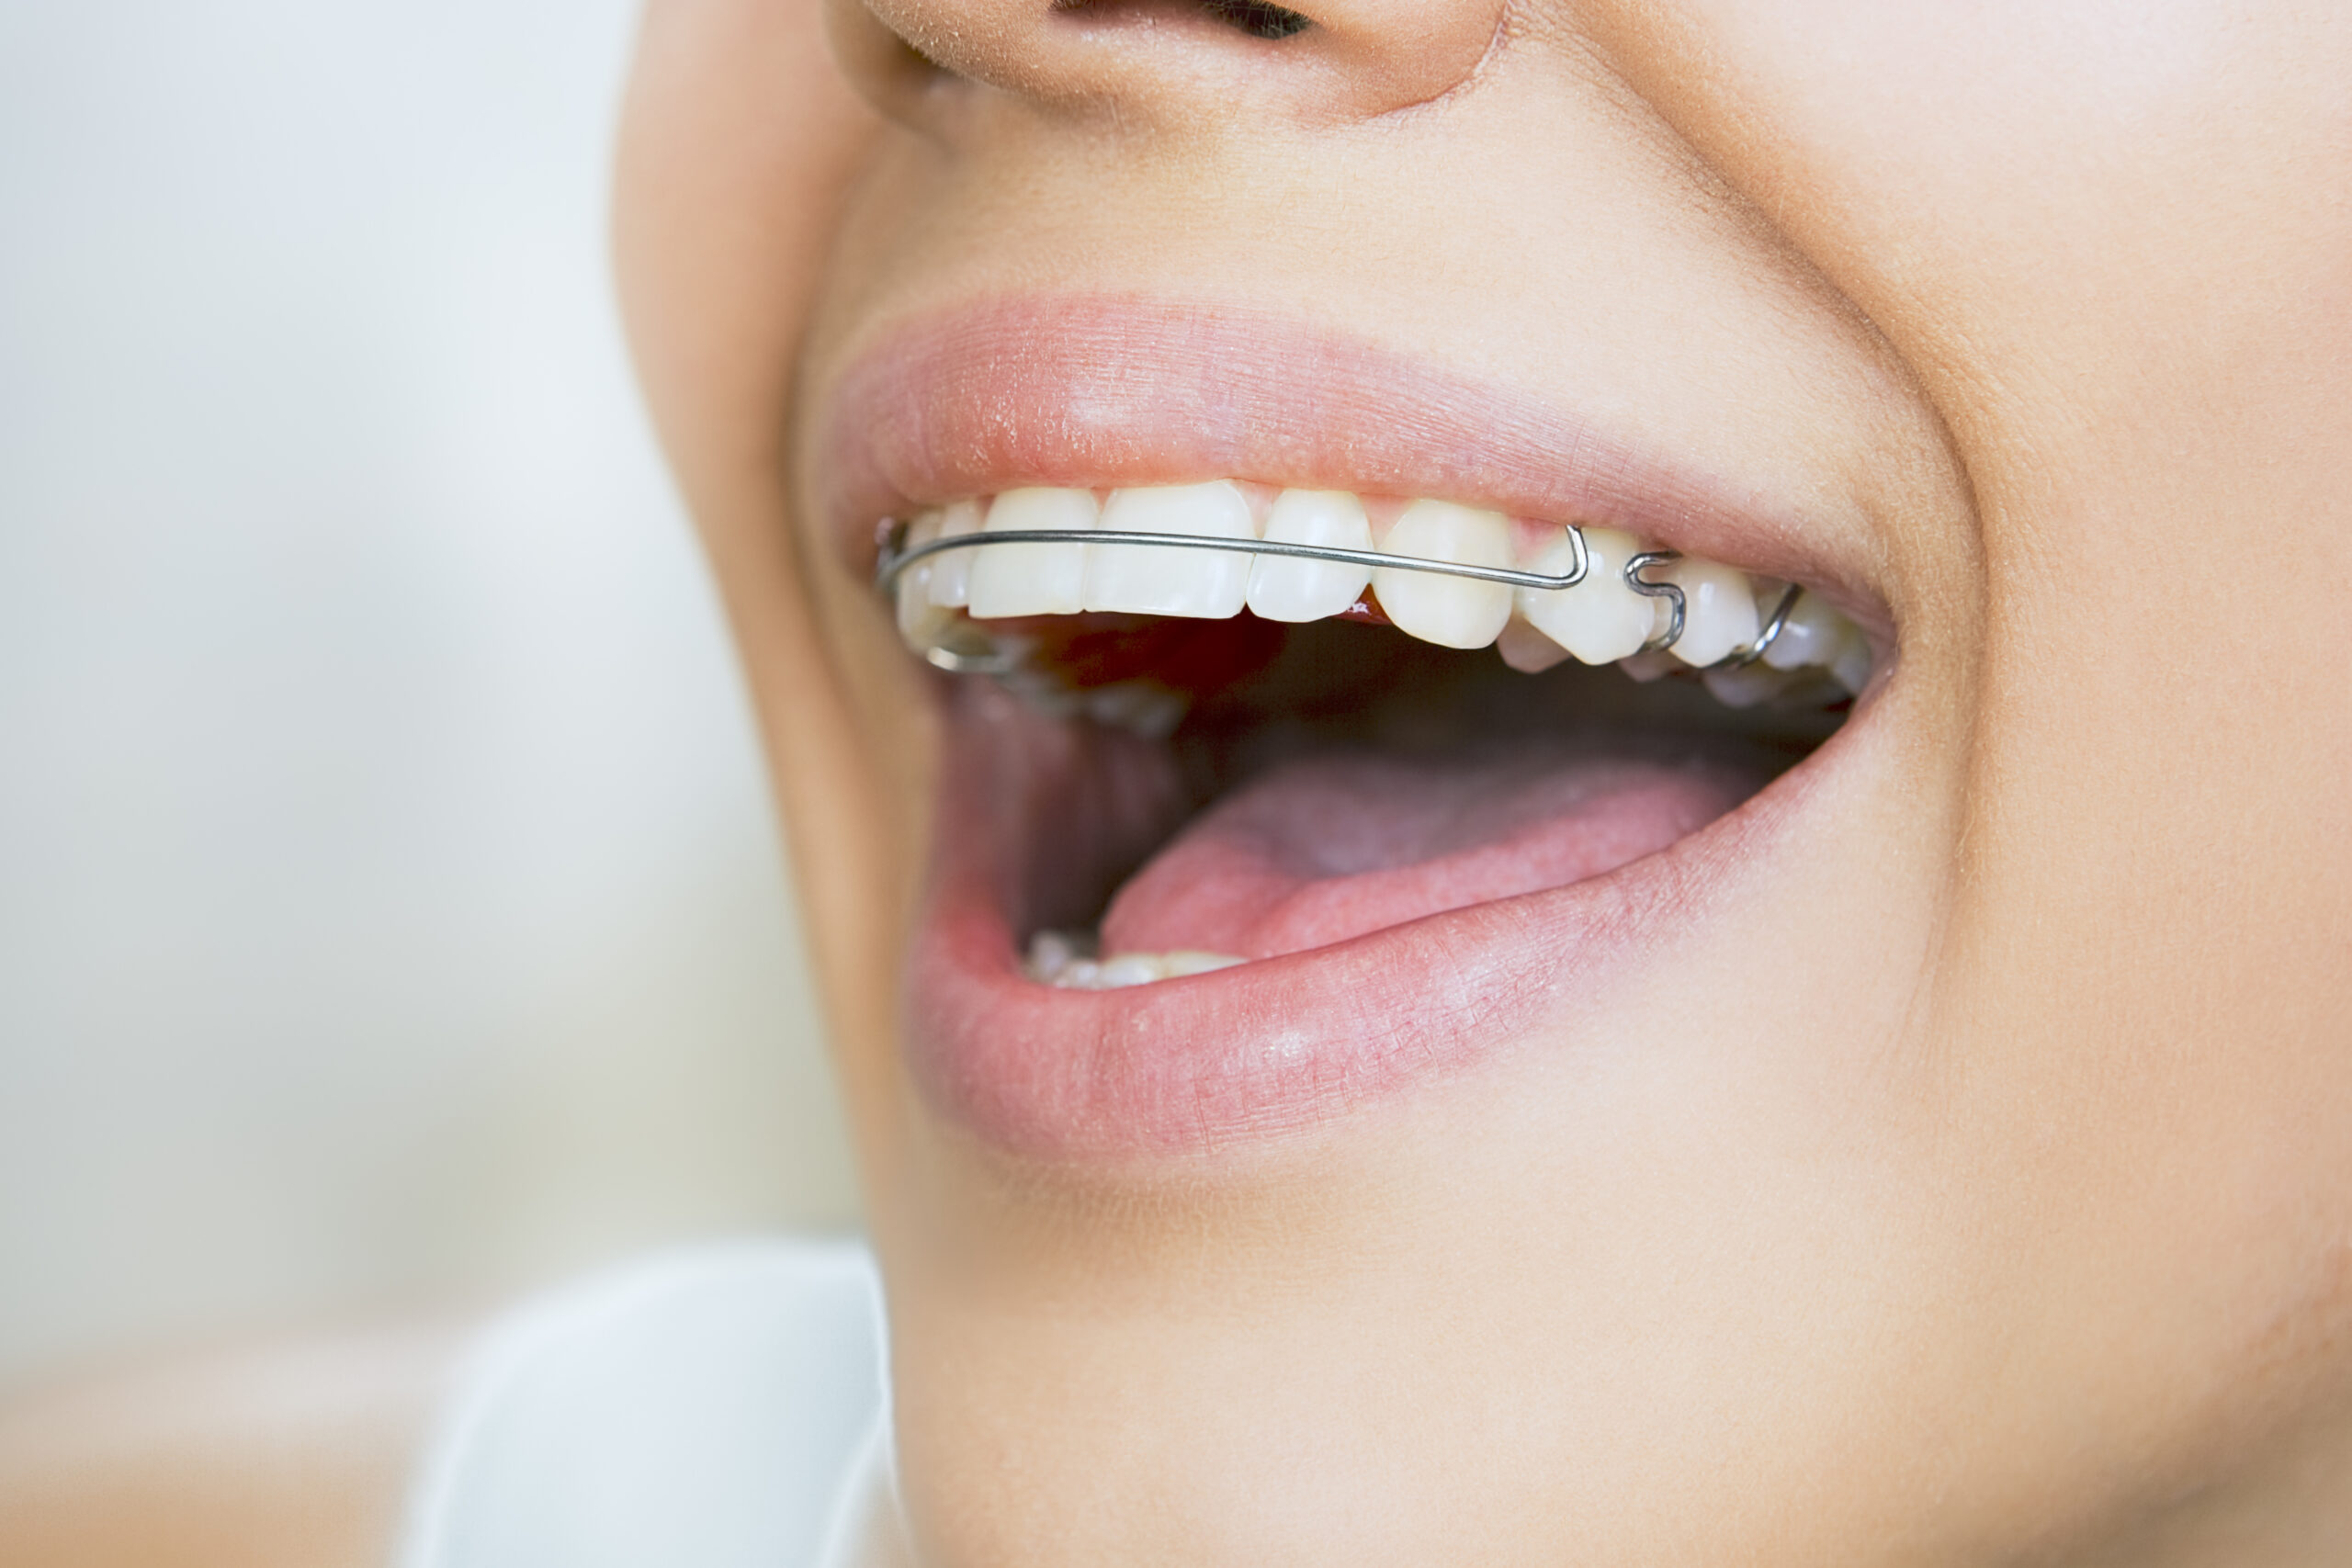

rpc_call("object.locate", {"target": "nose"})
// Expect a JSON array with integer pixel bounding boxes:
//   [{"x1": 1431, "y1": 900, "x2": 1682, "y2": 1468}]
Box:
[{"x1": 828, "y1": 0, "x2": 1507, "y2": 128}]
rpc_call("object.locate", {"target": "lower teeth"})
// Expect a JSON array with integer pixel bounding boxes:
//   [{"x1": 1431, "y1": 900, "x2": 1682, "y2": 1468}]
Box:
[{"x1": 1025, "y1": 930, "x2": 1246, "y2": 989}]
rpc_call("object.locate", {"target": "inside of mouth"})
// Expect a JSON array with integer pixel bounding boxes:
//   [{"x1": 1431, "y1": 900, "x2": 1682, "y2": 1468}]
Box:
[
  {"x1": 894, "y1": 483, "x2": 1868, "y2": 987},
  {"x1": 951, "y1": 607, "x2": 1849, "y2": 988}
]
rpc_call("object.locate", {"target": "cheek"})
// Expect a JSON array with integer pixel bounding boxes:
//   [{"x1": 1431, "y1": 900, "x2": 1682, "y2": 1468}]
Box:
[
  {"x1": 1629, "y1": 0, "x2": 2352, "y2": 1495},
  {"x1": 1626, "y1": 0, "x2": 2352, "y2": 1051}
]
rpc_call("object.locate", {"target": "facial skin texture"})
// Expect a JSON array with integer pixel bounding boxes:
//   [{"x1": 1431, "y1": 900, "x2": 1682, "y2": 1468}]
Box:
[{"x1": 616, "y1": 3, "x2": 2352, "y2": 1563}]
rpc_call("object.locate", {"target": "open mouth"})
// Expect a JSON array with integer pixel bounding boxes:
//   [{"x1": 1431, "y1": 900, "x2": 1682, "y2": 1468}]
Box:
[
  {"x1": 888, "y1": 482, "x2": 1867, "y2": 978},
  {"x1": 820, "y1": 299, "x2": 1894, "y2": 1160}
]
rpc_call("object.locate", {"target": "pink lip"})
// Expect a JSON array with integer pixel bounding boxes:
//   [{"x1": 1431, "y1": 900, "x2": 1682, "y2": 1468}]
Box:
[
  {"x1": 908, "y1": 683, "x2": 1844, "y2": 1160},
  {"x1": 817, "y1": 294, "x2": 1889, "y2": 637},
  {"x1": 812, "y1": 294, "x2": 1892, "y2": 1162}
]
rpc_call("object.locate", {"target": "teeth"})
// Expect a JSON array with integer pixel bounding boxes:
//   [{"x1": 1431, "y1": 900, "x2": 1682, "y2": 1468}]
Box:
[
  {"x1": 966, "y1": 488, "x2": 1097, "y2": 619},
  {"x1": 923, "y1": 498, "x2": 986, "y2": 609},
  {"x1": 1495, "y1": 616, "x2": 1574, "y2": 673},
  {"x1": 1616, "y1": 648, "x2": 1679, "y2": 682},
  {"x1": 1247, "y1": 490, "x2": 1374, "y2": 622},
  {"x1": 1024, "y1": 930, "x2": 1091, "y2": 981},
  {"x1": 894, "y1": 481, "x2": 1876, "y2": 708},
  {"x1": 894, "y1": 510, "x2": 953, "y2": 645},
  {"x1": 1514, "y1": 525, "x2": 1663, "y2": 666},
  {"x1": 1701, "y1": 661, "x2": 1796, "y2": 709},
  {"x1": 1372, "y1": 500, "x2": 1515, "y2": 649},
  {"x1": 1758, "y1": 588, "x2": 1848, "y2": 672},
  {"x1": 1091, "y1": 953, "x2": 1166, "y2": 988},
  {"x1": 1160, "y1": 951, "x2": 1247, "y2": 978},
  {"x1": 1083, "y1": 680, "x2": 1188, "y2": 739},
  {"x1": 1661, "y1": 557, "x2": 1762, "y2": 668},
  {"x1": 1082, "y1": 481, "x2": 1257, "y2": 618},
  {"x1": 1024, "y1": 930, "x2": 1244, "y2": 989},
  {"x1": 1829, "y1": 627, "x2": 1874, "y2": 696}
]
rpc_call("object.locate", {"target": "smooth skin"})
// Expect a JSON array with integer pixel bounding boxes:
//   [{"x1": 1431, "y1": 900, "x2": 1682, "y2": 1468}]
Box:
[
  {"x1": 620, "y1": 0, "x2": 2352, "y2": 1563},
  {"x1": 7, "y1": 2, "x2": 2347, "y2": 1563}
]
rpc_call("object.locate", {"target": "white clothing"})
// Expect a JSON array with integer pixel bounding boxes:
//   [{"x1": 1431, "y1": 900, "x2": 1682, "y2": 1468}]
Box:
[{"x1": 397, "y1": 1240, "x2": 906, "y2": 1568}]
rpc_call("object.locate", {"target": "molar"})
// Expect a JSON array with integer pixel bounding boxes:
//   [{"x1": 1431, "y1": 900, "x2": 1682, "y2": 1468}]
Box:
[
  {"x1": 1701, "y1": 661, "x2": 1796, "y2": 709},
  {"x1": 1373, "y1": 500, "x2": 1515, "y2": 649},
  {"x1": 1515, "y1": 525, "x2": 1659, "y2": 666},
  {"x1": 1757, "y1": 588, "x2": 1849, "y2": 672},
  {"x1": 1661, "y1": 557, "x2": 1762, "y2": 667},
  {"x1": 1084, "y1": 481, "x2": 1258, "y2": 617},
  {"x1": 967, "y1": 487, "x2": 1096, "y2": 619},
  {"x1": 1829, "y1": 627, "x2": 1874, "y2": 695},
  {"x1": 1247, "y1": 489, "x2": 1375, "y2": 622}
]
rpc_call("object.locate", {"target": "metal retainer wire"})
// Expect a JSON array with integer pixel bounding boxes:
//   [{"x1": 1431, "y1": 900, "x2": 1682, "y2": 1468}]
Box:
[
  {"x1": 874, "y1": 521, "x2": 1802, "y2": 671},
  {"x1": 874, "y1": 522, "x2": 1591, "y2": 595}
]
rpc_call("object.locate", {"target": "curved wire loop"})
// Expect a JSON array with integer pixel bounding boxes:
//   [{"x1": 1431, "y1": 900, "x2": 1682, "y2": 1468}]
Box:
[
  {"x1": 1715, "y1": 581, "x2": 1804, "y2": 670},
  {"x1": 1623, "y1": 551, "x2": 1686, "y2": 654},
  {"x1": 1627, "y1": 566, "x2": 1805, "y2": 670}
]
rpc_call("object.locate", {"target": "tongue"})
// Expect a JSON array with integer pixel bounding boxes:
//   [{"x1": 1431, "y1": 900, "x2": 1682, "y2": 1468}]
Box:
[{"x1": 1099, "y1": 742, "x2": 1765, "y2": 961}]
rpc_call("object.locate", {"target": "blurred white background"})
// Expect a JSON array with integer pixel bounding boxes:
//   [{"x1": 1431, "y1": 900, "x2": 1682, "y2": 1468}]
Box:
[{"x1": 0, "y1": 0, "x2": 856, "y2": 1391}]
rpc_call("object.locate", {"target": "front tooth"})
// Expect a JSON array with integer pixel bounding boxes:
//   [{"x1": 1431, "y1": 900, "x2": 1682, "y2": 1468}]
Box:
[
  {"x1": 1247, "y1": 490, "x2": 1374, "y2": 622},
  {"x1": 1758, "y1": 589, "x2": 1849, "y2": 671},
  {"x1": 1084, "y1": 481, "x2": 1256, "y2": 617},
  {"x1": 1662, "y1": 557, "x2": 1762, "y2": 667},
  {"x1": 924, "y1": 498, "x2": 986, "y2": 608},
  {"x1": 966, "y1": 488, "x2": 1097, "y2": 619},
  {"x1": 1373, "y1": 500, "x2": 1514, "y2": 649},
  {"x1": 1515, "y1": 525, "x2": 1660, "y2": 665}
]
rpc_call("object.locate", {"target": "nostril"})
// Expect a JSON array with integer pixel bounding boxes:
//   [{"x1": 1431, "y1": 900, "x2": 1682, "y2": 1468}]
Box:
[
  {"x1": 1050, "y1": 0, "x2": 1314, "y2": 42},
  {"x1": 853, "y1": 0, "x2": 1498, "y2": 124}
]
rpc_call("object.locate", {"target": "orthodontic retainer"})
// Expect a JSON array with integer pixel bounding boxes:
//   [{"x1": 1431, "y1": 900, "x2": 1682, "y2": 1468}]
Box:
[{"x1": 873, "y1": 520, "x2": 1805, "y2": 677}]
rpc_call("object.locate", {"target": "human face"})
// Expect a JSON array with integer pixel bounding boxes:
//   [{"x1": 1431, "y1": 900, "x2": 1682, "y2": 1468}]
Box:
[{"x1": 615, "y1": 3, "x2": 2352, "y2": 1562}]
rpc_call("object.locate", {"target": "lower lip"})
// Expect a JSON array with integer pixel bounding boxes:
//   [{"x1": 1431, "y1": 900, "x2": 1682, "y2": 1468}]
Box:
[{"x1": 902, "y1": 686, "x2": 1856, "y2": 1163}]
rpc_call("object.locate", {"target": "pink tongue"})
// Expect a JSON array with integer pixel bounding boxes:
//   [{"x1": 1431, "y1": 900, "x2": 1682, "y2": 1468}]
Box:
[{"x1": 1099, "y1": 746, "x2": 1761, "y2": 961}]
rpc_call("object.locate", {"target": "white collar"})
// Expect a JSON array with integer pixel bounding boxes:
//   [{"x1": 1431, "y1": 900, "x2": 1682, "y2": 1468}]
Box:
[{"x1": 816, "y1": 1416, "x2": 918, "y2": 1568}]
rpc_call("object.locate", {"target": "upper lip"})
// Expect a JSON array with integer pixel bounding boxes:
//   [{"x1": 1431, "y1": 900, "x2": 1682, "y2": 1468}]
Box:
[{"x1": 809, "y1": 292, "x2": 1895, "y2": 649}]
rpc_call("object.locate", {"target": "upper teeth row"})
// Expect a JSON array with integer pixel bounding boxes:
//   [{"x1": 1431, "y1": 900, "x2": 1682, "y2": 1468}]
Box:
[{"x1": 884, "y1": 482, "x2": 1872, "y2": 704}]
